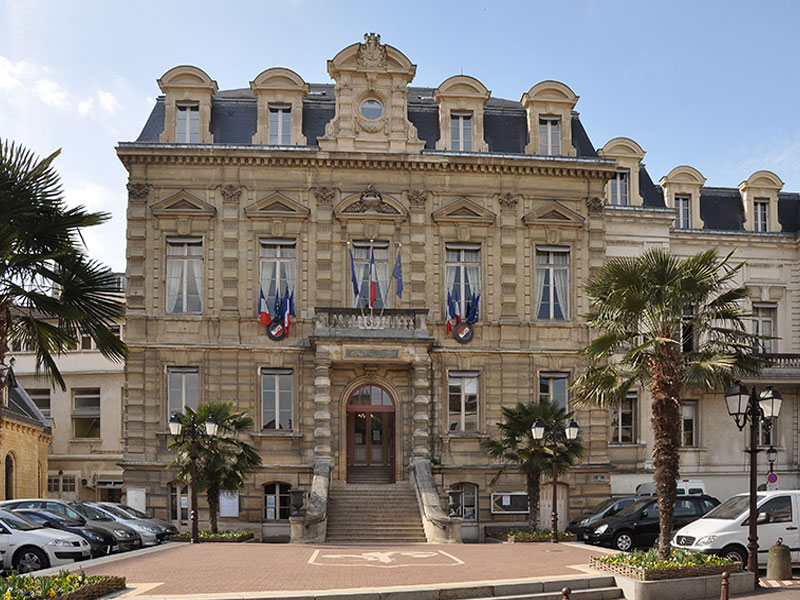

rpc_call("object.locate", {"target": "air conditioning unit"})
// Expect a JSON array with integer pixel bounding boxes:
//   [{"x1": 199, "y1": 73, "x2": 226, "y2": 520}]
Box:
[{"x1": 81, "y1": 478, "x2": 90, "y2": 487}]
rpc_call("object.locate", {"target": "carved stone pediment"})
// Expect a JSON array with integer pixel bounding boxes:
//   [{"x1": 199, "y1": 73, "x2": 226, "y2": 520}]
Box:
[
  {"x1": 522, "y1": 200, "x2": 585, "y2": 228},
  {"x1": 432, "y1": 197, "x2": 496, "y2": 226},
  {"x1": 151, "y1": 190, "x2": 216, "y2": 218},
  {"x1": 244, "y1": 192, "x2": 310, "y2": 221},
  {"x1": 334, "y1": 185, "x2": 407, "y2": 222}
]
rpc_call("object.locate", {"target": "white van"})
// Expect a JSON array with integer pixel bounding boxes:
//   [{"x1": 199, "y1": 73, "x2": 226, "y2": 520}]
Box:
[
  {"x1": 671, "y1": 490, "x2": 800, "y2": 566},
  {"x1": 635, "y1": 479, "x2": 706, "y2": 496}
]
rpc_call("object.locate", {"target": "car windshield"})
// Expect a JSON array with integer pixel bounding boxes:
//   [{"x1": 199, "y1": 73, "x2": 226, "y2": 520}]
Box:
[
  {"x1": 68, "y1": 502, "x2": 110, "y2": 521},
  {"x1": 703, "y1": 495, "x2": 761, "y2": 520},
  {"x1": 40, "y1": 511, "x2": 82, "y2": 527},
  {"x1": 616, "y1": 499, "x2": 655, "y2": 518},
  {"x1": 119, "y1": 504, "x2": 149, "y2": 519},
  {"x1": 0, "y1": 510, "x2": 40, "y2": 531},
  {"x1": 95, "y1": 504, "x2": 128, "y2": 519},
  {"x1": 584, "y1": 498, "x2": 617, "y2": 515}
]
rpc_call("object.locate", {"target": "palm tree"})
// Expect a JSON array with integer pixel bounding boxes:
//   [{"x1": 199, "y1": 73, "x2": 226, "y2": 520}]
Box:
[
  {"x1": 483, "y1": 400, "x2": 585, "y2": 530},
  {"x1": 168, "y1": 402, "x2": 261, "y2": 533},
  {"x1": 572, "y1": 248, "x2": 764, "y2": 559},
  {"x1": 0, "y1": 139, "x2": 127, "y2": 389}
]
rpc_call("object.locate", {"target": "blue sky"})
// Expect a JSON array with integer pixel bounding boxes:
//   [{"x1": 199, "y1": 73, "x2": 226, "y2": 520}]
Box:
[{"x1": 2, "y1": 0, "x2": 799, "y2": 272}]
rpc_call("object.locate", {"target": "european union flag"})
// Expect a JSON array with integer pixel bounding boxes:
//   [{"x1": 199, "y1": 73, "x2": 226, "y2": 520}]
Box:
[{"x1": 392, "y1": 251, "x2": 403, "y2": 298}]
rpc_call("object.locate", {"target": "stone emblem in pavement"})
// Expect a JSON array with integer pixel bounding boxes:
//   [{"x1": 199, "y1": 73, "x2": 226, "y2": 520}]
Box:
[{"x1": 309, "y1": 549, "x2": 464, "y2": 568}]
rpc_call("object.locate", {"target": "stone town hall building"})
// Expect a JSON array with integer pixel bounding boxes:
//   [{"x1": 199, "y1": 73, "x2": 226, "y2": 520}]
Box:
[{"x1": 117, "y1": 34, "x2": 800, "y2": 542}]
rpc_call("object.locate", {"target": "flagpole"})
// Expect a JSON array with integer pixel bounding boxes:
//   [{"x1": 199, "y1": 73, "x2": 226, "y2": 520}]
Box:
[
  {"x1": 347, "y1": 241, "x2": 366, "y2": 319},
  {"x1": 369, "y1": 239, "x2": 374, "y2": 319}
]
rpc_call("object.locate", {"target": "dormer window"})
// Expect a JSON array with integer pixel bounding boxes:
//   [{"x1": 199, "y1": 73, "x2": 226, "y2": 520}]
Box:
[
  {"x1": 610, "y1": 170, "x2": 629, "y2": 205},
  {"x1": 268, "y1": 105, "x2": 291, "y2": 145},
  {"x1": 538, "y1": 116, "x2": 561, "y2": 155},
  {"x1": 176, "y1": 103, "x2": 199, "y2": 143},
  {"x1": 360, "y1": 99, "x2": 383, "y2": 119},
  {"x1": 451, "y1": 112, "x2": 473, "y2": 151},
  {"x1": 675, "y1": 195, "x2": 691, "y2": 229},
  {"x1": 754, "y1": 198, "x2": 769, "y2": 232}
]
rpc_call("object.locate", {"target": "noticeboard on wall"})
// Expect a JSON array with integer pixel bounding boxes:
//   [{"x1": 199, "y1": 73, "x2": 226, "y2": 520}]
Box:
[
  {"x1": 490, "y1": 492, "x2": 530, "y2": 514},
  {"x1": 219, "y1": 490, "x2": 239, "y2": 517}
]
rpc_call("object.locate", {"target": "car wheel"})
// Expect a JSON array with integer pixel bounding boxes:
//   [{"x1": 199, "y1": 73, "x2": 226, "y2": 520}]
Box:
[
  {"x1": 613, "y1": 531, "x2": 635, "y2": 552},
  {"x1": 14, "y1": 547, "x2": 48, "y2": 573},
  {"x1": 720, "y1": 545, "x2": 748, "y2": 568}
]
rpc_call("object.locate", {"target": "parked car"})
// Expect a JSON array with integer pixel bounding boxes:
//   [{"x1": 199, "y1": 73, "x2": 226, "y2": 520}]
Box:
[
  {"x1": 0, "y1": 509, "x2": 90, "y2": 573},
  {"x1": 587, "y1": 494, "x2": 720, "y2": 551},
  {"x1": 97, "y1": 502, "x2": 178, "y2": 539},
  {"x1": 0, "y1": 499, "x2": 142, "y2": 552},
  {"x1": 565, "y1": 496, "x2": 641, "y2": 541},
  {"x1": 86, "y1": 502, "x2": 163, "y2": 546},
  {"x1": 15, "y1": 509, "x2": 118, "y2": 557},
  {"x1": 636, "y1": 479, "x2": 707, "y2": 496},
  {"x1": 672, "y1": 490, "x2": 800, "y2": 566}
]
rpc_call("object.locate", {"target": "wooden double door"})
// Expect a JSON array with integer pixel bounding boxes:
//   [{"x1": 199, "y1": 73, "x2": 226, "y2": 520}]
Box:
[{"x1": 346, "y1": 384, "x2": 395, "y2": 481}]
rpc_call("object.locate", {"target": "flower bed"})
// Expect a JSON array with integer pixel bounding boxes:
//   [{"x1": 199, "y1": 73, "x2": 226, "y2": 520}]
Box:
[
  {"x1": 172, "y1": 530, "x2": 254, "y2": 542},
  {"x1": 500, "y1": 528, "x2": 576, "y2": 543},
  {"x1": 590, "y1": 548, "x2": 741, "y2": 581},
  {"x1": 0, "y1": 571, "x2": 126, "y2": 600}
]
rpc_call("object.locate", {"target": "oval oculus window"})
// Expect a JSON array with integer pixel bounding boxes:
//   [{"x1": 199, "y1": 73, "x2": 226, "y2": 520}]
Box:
[{"x1": 360, "y1": 99, "x2": 383, "y2": 119}]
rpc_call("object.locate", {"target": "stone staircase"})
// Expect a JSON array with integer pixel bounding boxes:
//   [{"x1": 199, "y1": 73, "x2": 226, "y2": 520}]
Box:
[{"x1": 326, "y1": 481, "x2": 427, "y2": 544}]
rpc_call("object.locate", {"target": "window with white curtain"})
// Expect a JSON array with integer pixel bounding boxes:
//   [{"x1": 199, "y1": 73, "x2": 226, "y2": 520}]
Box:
[
  {"x1": 260, "y1": 240, "x2": 296, "y2": 315},
  {"x1": 168, "y1": 367, "x2": 199, "y2": 416},
  {"x1": 352, "y1": 240, "x2": 390, "y2": 309},
  {"x1": 538, "y1": 116, "x2": 561, "y2": 155},
  {"x1": 752, "y1": 304, "x2": 776, "y2": 353},
  {"x1": 754, "y1": 199, "x2": 769, "y2": 232},
  {"x1": 176, "y1": 103, "x2": 199, "y2": 143},
  {"x1": 675, "y1": 195, "x2": 691, "y2": 229},
  {"x1": 611, "y1": 391, "x2": 637, "y2": 443},
  {"x1": 539, "y1": 372, "x2": 569, "y2": 411},
  {"x1": 445, "y1": 244, "x2": 481, "y2": 320},
  {"x1": 166, "y1": 238, "x2": 202, "y2": 313},
  {"x1": 261, "y1": 369, "x2": 293, "y2": 430},
  {"x1": 610, "y1": 170, "x2": 629, "y2": 205},
  {"x1": 268, "y1": 105, "x2": 291, "y2": 145},
  {"x1": 451, "y1": 112, "x2": 473, "y2": 151},
  {"x1": 448, "y1": 371, "x2": 479, "y2": 432},
  {"x1": 536, "y1": 247, "x2": 569, "y2": 320}
]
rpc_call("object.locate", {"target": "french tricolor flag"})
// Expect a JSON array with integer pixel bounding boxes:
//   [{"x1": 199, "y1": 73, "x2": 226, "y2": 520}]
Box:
[
  {"x1": 369, "y1": 248, "x2": 377, "y2": 308},
  {"x1": 259, "y1": 286, "x2": 271, "y2": 326}
]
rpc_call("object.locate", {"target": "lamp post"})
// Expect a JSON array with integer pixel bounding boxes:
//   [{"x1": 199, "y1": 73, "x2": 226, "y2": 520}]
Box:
[
  {"x1": 169, "y1": 412, "x2": 219, "y2": 544},
  {"x1": 766, "y1": 445, "x2": 777, "y2": 476},
  {"x1": 531, "y1": 417, "x2": 579, "y2": 543},
  {"x1": 724, "y1": 381, "x2": 781, "y2": 584}
]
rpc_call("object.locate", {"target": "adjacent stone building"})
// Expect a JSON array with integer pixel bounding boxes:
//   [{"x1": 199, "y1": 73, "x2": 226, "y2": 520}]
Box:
[{"x1": 117, "y1": 34, "x2": 799, "y2": 541}]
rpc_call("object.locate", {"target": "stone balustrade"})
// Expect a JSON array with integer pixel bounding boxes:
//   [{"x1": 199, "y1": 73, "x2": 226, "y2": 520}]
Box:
[{"x1": 314, "y1": 307, "x2": 430, "y2": 340}]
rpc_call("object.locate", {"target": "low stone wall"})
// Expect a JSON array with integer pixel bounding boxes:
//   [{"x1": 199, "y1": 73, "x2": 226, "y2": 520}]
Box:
[{"x1": 612, "y1": 571, "x2": 754, "y2": 600}]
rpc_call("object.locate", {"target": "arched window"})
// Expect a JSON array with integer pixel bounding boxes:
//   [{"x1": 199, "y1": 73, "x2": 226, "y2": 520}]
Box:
[
  {"x1": 4, "y1": 455, "x2": 14, "y2": 500},
  {"x1": 450, "y1": 482, "x2": 478, "y2": 521},
  {"x1": 264, "y1": 482, "x2": 291, "y2": 520}
]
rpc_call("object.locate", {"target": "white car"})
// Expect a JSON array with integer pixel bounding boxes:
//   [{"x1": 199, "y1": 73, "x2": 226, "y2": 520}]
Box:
[
  {"x1": 0, "y1": 509, "x2": 90, "y2": 573},
  {"x1": 672, "y1": 490, "x2": 800, "y2": 566}
]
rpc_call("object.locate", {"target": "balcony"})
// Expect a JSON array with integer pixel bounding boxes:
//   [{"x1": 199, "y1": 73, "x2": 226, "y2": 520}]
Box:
[
  {"x1": 313, "y1": 308, "x2": 431, "y2": 341},
  {"x1": 757, "y1": 353, "x2": 800, "y2": 381}
]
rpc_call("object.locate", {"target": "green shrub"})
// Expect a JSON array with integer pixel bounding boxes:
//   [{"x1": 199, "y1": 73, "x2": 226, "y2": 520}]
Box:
[{"x1": 593, "y1": 548, "x2": 736, "y2": 570}]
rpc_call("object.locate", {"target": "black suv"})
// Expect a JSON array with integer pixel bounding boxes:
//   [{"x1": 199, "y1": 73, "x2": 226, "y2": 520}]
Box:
[
  {"x1": 586, "y1": 494, "x2": 719, "y2": 551},
  {"x1": 565, "y1": 496, "x2": 641, "y2": 541}
]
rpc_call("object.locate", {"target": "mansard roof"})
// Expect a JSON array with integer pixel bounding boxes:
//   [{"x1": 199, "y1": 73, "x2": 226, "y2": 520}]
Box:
[{"x1": 4, "y1": 371, "x2": 51, "y2": 432}]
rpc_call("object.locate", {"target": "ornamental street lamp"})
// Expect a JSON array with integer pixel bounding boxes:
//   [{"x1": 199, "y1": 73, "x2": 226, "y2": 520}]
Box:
[
  {"x1": 766, "y1": 445, "x2": 777, "y2": 475},
  {"x1": 169, "y1": 412, "x2": 219, "y2": 544},
  {"x1": 724, "y1": 381, "x2": 782, "y2": 584},
  {"x1": 531, "y1": 417, "x2": 579, "y2": 543}
]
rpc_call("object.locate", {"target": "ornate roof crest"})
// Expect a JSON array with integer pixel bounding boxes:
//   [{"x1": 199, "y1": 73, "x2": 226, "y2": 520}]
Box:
[{"x1": 357, "y1": 33, "x2": 387, "y2": 68}]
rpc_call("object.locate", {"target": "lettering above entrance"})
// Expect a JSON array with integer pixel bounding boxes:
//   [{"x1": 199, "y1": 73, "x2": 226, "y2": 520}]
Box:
[{"x1": 345, "y1": 348, "x2": 400, "y2": 359}]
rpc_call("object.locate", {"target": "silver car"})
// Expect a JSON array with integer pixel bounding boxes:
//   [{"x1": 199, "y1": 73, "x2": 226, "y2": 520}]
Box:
[
  {"x1": 86, "y1": 502, "x2": 164, "y2": 546},
  {"x1": 98, "y1": 502, "x2": 178, "y2": 540}
]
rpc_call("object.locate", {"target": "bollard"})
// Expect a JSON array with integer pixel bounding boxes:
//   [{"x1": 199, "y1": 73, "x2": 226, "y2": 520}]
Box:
[
  {"x1": 561, "y1": 587, "x2": 571, "y2": 600},
  {"x1": 719, "y1": 571, "x2": 729, "y2": 600},
  {"x1": 766, "y1": 538, "x2": 792, "y2": 581}
]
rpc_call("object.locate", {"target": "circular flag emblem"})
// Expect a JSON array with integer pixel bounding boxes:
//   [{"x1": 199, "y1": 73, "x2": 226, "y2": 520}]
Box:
[
  {"x1": 767, "y1": 472, "x2": 778, "y2": 484},
  {"x1": 267, "y1": 319, "x2": 287, "y2": 341},
  {"x1": 454, "y1": 323, "x2": 474, "y2": 344}
]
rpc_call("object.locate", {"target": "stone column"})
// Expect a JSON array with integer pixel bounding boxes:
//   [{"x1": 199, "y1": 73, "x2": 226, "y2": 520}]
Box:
[
  {"x1": 313, "y1": 349, "x2": 333, "y2": 463},
  {"x1": 412, "y1": 356, "x2": 431, "y2": 460}
]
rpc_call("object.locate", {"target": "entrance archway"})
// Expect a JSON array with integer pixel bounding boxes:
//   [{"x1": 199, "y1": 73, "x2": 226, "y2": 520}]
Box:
[{"x1": 346, "y1": 384, "x2": 395, "y2": 483}]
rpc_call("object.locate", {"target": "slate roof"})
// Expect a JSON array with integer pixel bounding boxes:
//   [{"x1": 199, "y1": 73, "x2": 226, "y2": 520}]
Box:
[{"x1": 3, "y1": 370, "x2": 51, "y2": 432}]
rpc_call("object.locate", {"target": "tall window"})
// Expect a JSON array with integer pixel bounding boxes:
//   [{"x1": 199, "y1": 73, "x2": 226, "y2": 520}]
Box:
[
  {"x1": 352, "y1": 241, "x2": 390, "y2": 309},
  {"x1": 260, "y1": 240, "x2": 296, "y2": 316},
  {"x1": 451, "y1": 112, "x2": 473, "y2": 151},
  {"x1": 72, "y1": 388, "x2": 100, "y2": 438},
  {"x1": 268, "y1": 105, "x2": 291, "y2": 145},
  {"x1": 536, "y1": 248, "x2": 569, "y2": 320},
  {"x1": 539, "y1": 373, "x2": 569, "y2": 411},
  {"x1": 261, "y1": 370, "x2": 292, "y2": 430},
  {"x1": 448, "y1": 372, "x2": 479, "y2": 432},
  {"x1": 538, "y1": 116, "x2": 561, "y2": 155},
  {"x1": 679, "y1": 306, "x2": 694, "y2": 353},
  {"x1": 611, "y1": 391, "x2": 637, "y2": 443},
  {"x1": 754, "y1": 198, "x2": 769, "y2": 232},
  {"x1": 169, "y1": 483, "x2": 189, "y2": 521},
  {"x1": 759, "y1": 419, "x2": 775, "y2": 447},
  {"x1": 675, "y1": 195, "x2": 691, "y2": 229},
  {"x1": 168, "y1": 367, "x2": 199, "y2": 416},
  {"x1": 752, "y1": 304, "x2": 775, "y2": 353},
  {"x1": 28, "y1": 389, "x2": 51, "y2": 418},
  {"x1": 450, "y1": 482, "x2": 478, "y2": 521},
  {"x1": 264, "y1": 482, "x2": 291, "y2": 520},
  {"x1": 610, "y1": 170, "x2": 629, "y2": 205},
  {"x1": 445, "y1": 244, "x2": 481, "y2": 320},
  {"x1": 176, "y1": 103, "x2": 199, "y2": 143},
  {"x1": 166, "y1": 238, "x2": 202, "y2": 314},
  {"x1": 681, "y1": 400, "x2": 697, "y2": 447}
]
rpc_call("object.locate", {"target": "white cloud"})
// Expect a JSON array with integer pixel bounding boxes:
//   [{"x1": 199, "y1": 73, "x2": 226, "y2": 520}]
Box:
[
  {"x1": 64, "y1": 180, "x2": 116, "y2": 212},
  {"x1": 78, "y1": 96, "x2": 94, "y2": 116},
  {"x1": 34, "y1": 78, "x2": 71, "y2": 111},
  {"x1": 97, "y1": 90, "x2": 121, "y2": 115}
]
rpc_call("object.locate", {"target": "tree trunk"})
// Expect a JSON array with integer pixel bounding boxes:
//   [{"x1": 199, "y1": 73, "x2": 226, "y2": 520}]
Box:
[
  {"x1": 648, "y1": 353, "x2": 682, "y2": 560},
  {"x1": 525, "y1": 463, "x2": 542, "y2": 530},
  {"x1": 206, "y1": 485, "x2": 219, "y2": 534}
]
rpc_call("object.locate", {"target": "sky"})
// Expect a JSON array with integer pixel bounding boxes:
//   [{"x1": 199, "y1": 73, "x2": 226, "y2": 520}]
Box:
[{"x1": 2, "y1": 0, "x2": 800, "y2": 273}]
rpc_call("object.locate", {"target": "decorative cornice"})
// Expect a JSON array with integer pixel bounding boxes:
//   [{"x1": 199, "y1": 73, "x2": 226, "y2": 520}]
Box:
[
  {"x1": 219, "y1": 184, "x2": 243, "y2": 203},
  {"x1": 127, "y1": 182, "x2": 150, "y2": 200},
  {"x1": 497, "y1": 192, "x2": 521, "y2": 209}
]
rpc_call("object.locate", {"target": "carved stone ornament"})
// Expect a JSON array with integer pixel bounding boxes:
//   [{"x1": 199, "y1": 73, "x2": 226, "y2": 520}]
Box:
[
  {"x1": 343, "y1": 184, "x2": 400, "y2": 215},
  {"x1": 585, "y1": 196, "x2": 605, "y2": 214},
  {"x1": 313, "y1": 187, "x2": 336, "y2": 204},
  {"x1": 357, "y1": 33, "x2": 387, "y2": 68},
  {"x1": 498, "y1": 193, "x2": 521, "y2": 209},
  {"x1": 407, "y1": 189, "x2": 429, "y2": 207},
  {"x1": 360, "y1": 183, "x2": 382, "y2": 208},
  {"x1": 219, "y1": 184, "x2": 243, "y2": 203},
  {"x1": 127, "y1": 183, "x2": 150, "y2": 200}
]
